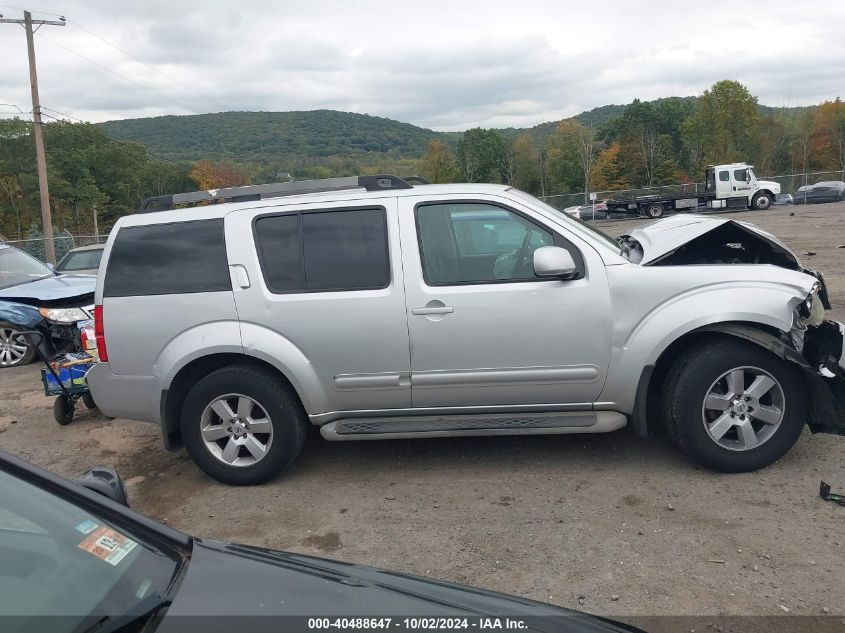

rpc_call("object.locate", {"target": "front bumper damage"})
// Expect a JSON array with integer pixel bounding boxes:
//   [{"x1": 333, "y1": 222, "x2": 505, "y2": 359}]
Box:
[{"x1": 789, "y1": 281, "x2": 845, "y2": 436}]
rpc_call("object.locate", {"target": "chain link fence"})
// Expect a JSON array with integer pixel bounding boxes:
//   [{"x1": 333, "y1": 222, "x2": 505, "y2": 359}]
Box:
[
  {"x1": 540, "y1": 169, "x2": 845, "y2": 211},
  {"x1": 2, "y1": 232, "x2": 108, "y2": 264}
]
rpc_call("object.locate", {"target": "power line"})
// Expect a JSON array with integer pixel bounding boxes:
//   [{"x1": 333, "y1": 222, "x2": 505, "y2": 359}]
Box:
[
  {"x1": 36, "y1": 32, "x2": 201, "y2": 114},
  {"x1": 65, "y1": 18, "x2": 231, "y2": 112}
]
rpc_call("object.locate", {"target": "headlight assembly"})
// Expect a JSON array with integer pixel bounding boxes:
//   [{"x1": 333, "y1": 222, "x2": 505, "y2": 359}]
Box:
[{"x1": 38, "y1": 307, "x2": 90, "y2": 324}]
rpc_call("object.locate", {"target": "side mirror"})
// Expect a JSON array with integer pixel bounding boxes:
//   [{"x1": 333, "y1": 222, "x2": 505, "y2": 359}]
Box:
[
  {"x1": 77, "y1": 467, "x2": 129, "y2": 506},
  {"x1": 533, "y1": 246, "x2": 578, "y2": 279}
]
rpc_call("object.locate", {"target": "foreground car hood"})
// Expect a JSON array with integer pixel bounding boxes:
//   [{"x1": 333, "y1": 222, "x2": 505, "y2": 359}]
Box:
[
  {"x1": 158, "y1": 539, "x2": 640, "y2": 632},
  {"x1": 620, "y1": 214, "x2": 798, "y2": 266},
  {"x1": 0, "y1": 274, "x2": 95, "y2": 306}
]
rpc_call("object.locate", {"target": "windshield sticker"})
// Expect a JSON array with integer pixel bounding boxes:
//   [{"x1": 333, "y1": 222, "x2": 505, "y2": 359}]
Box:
[
  {"x1": 78, "y1": 526, "x2": 138, "y2": 566},
  {"x1": 75, "y1": 519, "x2": 99, "y2": 534}
]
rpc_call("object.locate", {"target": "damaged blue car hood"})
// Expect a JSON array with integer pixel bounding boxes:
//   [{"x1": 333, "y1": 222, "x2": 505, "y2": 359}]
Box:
[{"x1": 0, "y1": 274, "x2": 95, "y2": 305}]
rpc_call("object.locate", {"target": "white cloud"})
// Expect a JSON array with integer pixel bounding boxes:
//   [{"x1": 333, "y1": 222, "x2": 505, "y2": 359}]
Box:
[{"x1": 0, "y1": 0, "x2": 843, "y2": 128}]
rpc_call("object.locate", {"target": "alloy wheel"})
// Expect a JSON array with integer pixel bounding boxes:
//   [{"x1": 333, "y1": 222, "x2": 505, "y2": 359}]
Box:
[
  {"x1": 200, "y1": 393, "x2": 274, "y2": 467},
  {"x1": 701, "y1": 366, "x2": 785, "y2": 451},
  {"x1": 0, "y1": 328, "x2": 30, "y2": 367}
]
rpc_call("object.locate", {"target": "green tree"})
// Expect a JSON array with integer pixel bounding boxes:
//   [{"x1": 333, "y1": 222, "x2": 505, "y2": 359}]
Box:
[
  {"x1": 456, "y1": 128, "x2": 508, "y2": 183},
  {"x1": 507, "y1": 134, "x2": 540, "y2": 193},
  {"x1": 682, "y1": 80, "x2": 760, "y2": 168},
  {"x1": 420, "y1": 140, "x2": 458, "y2": 183}
]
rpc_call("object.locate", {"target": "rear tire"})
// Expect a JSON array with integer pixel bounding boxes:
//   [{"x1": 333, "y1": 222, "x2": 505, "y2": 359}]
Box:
[
  {"x1": 645, "y1": 203, "x2": 665, "y2": 218},
  {"x1": 0, "y1": 322, "x2": 37, "y2": 368},
  {"x1": 662, "y1": 339, "x2": 806, "y2": 473},
  {"x1": 181, "y1": 364, "x2": 308, "y2": 485},
  {"x1": 751, "y1": 192, "x2": 772, "y2": 210}
]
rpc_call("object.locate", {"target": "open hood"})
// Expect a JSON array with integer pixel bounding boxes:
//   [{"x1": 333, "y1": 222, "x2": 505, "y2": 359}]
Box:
[{"x1": 619, "y1": 215, "x2": 800, "y2": 267}]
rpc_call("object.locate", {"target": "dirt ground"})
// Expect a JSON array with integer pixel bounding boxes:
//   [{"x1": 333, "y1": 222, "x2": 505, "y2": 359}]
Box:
[{"x1": 1, "y1": 202, "x2": 844, "y2": 625}]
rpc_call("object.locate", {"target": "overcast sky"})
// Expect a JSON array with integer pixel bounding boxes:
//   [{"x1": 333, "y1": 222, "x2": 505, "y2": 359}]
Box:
[{"x1": 1, "y1": 0, "x2": 844, "y2": 131}]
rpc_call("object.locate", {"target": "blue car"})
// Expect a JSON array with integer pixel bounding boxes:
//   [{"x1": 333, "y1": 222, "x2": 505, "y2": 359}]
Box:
[{"x1": 0, "y1": 243, "x2": 95, "y2": 368}]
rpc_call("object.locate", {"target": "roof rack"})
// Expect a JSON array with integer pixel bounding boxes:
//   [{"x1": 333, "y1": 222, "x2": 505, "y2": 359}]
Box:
[{"x1": 137, "y1": 174, "x2": 428, "y2": 214}]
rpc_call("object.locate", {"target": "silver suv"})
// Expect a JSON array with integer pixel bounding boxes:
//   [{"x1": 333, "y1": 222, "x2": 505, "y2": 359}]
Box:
[{"x1": 88, "y1": 175, "x2": 845, "y2": 485}]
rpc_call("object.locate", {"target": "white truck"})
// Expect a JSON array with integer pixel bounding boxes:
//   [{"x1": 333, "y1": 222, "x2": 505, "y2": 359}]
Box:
[{"x1": 604, "y1": 163, "x2": 781, "y2": 218}]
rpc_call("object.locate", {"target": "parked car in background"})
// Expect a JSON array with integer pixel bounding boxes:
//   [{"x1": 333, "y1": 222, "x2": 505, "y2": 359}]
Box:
[
  {"x1": 793, "y1": 181, "x2": 845, "y2": 205},
  {"x1": 564, "y1": 202, "x2": 612, "y2": 220},
  {"x1": 54, "y1": 244, "x2": 106, "y2": 277},
  {"x1": 88, "y1": 176, "x2": 845, "y2": 485},
  {"x1": 773, "y1": 193, "x2": 794, "y2": 206},
  {"x1": 0, "y1": 448, "x2": 642, "y2": 633},
  {"x1": 0, "y1": 243, "x2": 95, "y2": 367}
]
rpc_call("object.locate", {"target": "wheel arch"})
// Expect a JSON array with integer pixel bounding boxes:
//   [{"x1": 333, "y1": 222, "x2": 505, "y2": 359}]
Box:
[
  {"x1": 160, "y1": 353, "x2": 304, "y2": 451},
  {"x1": 631, "y1": 321, "x2": 804, "y2": 438}
]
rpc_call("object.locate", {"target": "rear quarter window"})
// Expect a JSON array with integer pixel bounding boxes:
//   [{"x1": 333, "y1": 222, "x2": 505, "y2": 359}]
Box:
[{"x1": 103, "y1": 219, "x2": 231, "y2": 297}]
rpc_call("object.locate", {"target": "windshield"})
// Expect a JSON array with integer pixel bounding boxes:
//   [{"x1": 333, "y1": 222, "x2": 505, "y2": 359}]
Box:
[
  {"x1": 508, "y1": 189, "x2": 622, "y2": 253},
  {"x1": 0, "y1": 468, "x2": 182, "y2": 629},
  {"x1": 0, "y1": 247, "x2": 53, "y2": 289},
  {"x1": 55, "y1": 248, "x2": 104, "y2": 272}
]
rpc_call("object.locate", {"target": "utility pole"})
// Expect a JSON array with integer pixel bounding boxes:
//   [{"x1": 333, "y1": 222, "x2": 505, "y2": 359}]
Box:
[{"x1": 1, "y1": 10, "x2": 66, "y2": 264}]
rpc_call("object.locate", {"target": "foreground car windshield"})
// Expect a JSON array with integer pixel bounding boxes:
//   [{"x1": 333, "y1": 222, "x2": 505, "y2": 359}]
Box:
[
  {"x1": 508, "y1": 189, "x2": 621, "y2": 253},
  {"x1": 0, "y1": 469, "x2": 182, "y2": 628},
  {"x1": 0, "y1": 248, "x2": 53, "y2": 289}
]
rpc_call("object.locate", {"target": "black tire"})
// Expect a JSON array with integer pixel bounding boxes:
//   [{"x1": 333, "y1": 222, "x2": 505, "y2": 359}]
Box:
[
  {"x1": 662, "y1": 339, "x2": 806, "y2": 473},
  {"x1": 0, "y1": 322, "x2": 37, "y2": 368},
  {"x1": 53, "y1": 396, "x2": 74, "y2": 425},
  {"x1": 645, "y1": 203, "x2": 664, "y2": 218},
  {"x1": 82, "y1": 393, "x2": 97, "y2": 410},
  {"x1": 751, "y1": 191, "x2": 772, "y2": 210},
  {"x1": 180, "y1": 364, "x2": 307, "y2": 485}
]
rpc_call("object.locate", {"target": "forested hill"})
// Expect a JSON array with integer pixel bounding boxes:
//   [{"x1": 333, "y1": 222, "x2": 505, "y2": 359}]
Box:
[
  {"x1": 95, "y1": 99, "x2": 813, "y2": 167},
  {"x1": 96, "y1": 110, "x2": 444, "y2": 164},
  {"x1": 95, "y1": 106, "x2": 633, "y2": 164}
]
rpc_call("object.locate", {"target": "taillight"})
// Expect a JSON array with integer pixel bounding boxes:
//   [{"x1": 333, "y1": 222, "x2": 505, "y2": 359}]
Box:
[{"x1": 94, "y1": 305, "x2": 108, "y2": 362}]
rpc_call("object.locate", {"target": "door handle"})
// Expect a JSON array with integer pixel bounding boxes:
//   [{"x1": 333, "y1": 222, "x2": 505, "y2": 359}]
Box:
[{"x1": 412, "y1": 306, "x2": 454, "y2": 315}]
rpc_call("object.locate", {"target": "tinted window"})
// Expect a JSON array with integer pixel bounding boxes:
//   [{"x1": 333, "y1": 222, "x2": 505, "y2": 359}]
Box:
[
  {"x1": 734, "y1": 169, "x2": 747, "y2": 182},
  {"x1": 719, "y1": 170, "x2": 730, "y2": 182},
  {"x1": 103, "y1": 219, "x2": 231, "y2": 297},
  {"x1": 416, "y1": 203, "x2": 554, "y2": 285},
  {"x1": 255, "y1": 207, "x2": 390, "y2": 293},
  {"x1": 56, "y1": 248, "x2": 103, "y2": 272},
  {"x1": 254, "y1": 214, "x2": 300, "y2": 293}
]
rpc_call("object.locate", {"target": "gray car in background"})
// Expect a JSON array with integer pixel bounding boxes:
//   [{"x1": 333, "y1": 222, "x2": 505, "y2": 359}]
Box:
[
  {"x1": 54, "y1": 244, "x2": 105, "y2": 277},
  {"x1": 87, "y1": 176, "x2": 845, "y2": 485}
]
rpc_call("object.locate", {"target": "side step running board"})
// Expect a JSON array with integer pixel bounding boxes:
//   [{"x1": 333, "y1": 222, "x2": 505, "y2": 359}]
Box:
[{"x1": 319, "y1": 411, "x2": 627, "y2": 441}]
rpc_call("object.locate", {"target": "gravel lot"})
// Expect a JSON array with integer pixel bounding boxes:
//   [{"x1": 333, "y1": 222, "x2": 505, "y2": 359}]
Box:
[{"x1": 1, "y1": 202, "x2": 844, "y2": 626}]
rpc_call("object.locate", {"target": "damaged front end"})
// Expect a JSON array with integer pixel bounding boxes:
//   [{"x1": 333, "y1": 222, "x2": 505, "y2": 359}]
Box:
[
  {"x1": 623, "y1": 215, "x2": 845, "y2": 436},
  {"x1": 791, "y1": 288, "x2": 845, "y2": 435}
]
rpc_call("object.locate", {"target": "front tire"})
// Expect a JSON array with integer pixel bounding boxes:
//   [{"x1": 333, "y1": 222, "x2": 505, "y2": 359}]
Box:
[
  {"x1": 751, "y1": 191, "x2": 772, "y2": 210},
  {"x1": 181, "y1": 364, "x2": 307, "y2": 485},
  {"x1": 663, "y1": 339, "x2": 806, "y2": 473},
  {"x1": 0, "y1": 323, "x2": 37, "y2": 368}
]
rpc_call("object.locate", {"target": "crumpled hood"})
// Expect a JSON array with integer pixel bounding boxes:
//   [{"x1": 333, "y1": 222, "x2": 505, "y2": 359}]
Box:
[
  {"x1": 157, "y1": 539, "x2": 641, "y2": 632},
  {"x1": 0, "y1": 274, "x2": 95, "y2": 306},
  {"x1": 620, "y1": 214, "x2": 798, "y2": 266}
]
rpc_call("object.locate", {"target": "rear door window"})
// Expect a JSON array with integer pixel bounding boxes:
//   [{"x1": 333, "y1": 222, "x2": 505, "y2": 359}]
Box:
[
  {"x1": 254, "y1": 207, "x2": 390, "y2": 293},
  {"x1": 103, "y1": 219, "x2": 231, "y2": 297}
]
